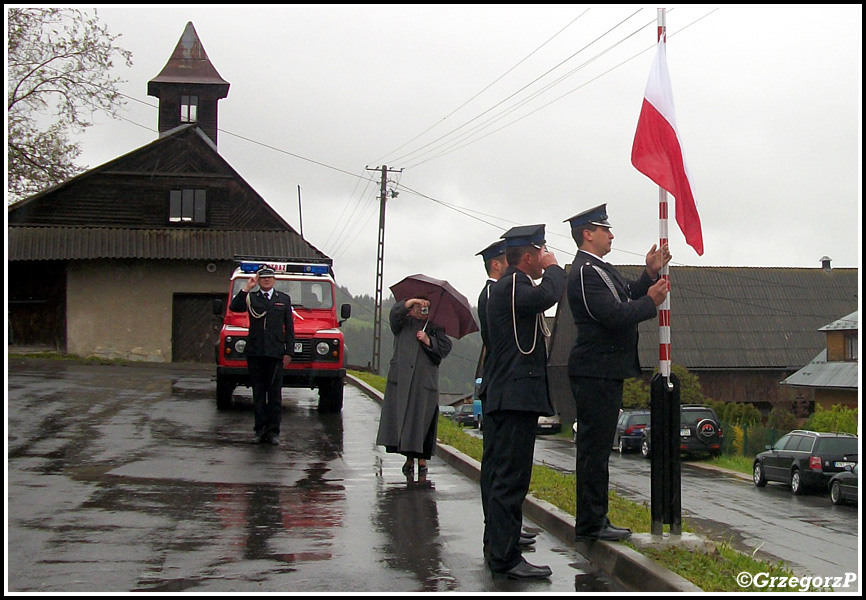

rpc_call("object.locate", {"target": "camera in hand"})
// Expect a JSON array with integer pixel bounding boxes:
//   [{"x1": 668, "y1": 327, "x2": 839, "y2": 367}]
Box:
[{"x1": 420, "y1": 306, "x2": 429, "y2": 315}]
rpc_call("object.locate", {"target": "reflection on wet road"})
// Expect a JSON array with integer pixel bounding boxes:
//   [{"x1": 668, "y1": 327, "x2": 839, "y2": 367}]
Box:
[{"x1": 7, "y1": 359, "x2": 620, "y2": 592}]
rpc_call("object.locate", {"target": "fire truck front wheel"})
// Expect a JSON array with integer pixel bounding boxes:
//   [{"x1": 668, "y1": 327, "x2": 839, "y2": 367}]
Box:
[{"x1": 317, "y1": 378, "x2": 344, "y2": 413}]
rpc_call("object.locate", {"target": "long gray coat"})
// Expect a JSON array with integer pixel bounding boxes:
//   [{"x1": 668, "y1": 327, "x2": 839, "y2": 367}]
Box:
[{"x1": 376, "y1": 301, "x2": 452, "y2": 455}]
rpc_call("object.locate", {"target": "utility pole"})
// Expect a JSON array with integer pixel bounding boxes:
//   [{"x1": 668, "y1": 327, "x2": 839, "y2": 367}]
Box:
[{"x1": 367, "y1": 165, "x2": 401, "y2": 374}]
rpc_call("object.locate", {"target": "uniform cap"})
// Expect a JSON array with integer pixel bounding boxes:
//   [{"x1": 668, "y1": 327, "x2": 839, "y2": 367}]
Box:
[
  {"x1": 501, "y1": 224, "x2": 546, "y2": 248},
  {"x1": 256, "y1": 267, "x2": 276, "y2": 277},
  {"x1": 564, "y1": 204, "x2": 612, "y2": 229},
  {"x1": 476, "y1": 240, "x2": 506, "y2": 262}
]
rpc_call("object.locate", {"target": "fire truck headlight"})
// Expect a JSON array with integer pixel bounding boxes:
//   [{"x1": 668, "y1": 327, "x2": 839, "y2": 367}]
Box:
[
  {"x1": 234, "y1": 339, "x2": 246, "y2": 354},
  {"x1": 316, "y1": 341, "x2": 330, "y2": 356}
]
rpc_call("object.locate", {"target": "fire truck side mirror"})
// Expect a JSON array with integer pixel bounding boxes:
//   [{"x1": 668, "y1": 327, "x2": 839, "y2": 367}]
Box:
[
  {"x1": 340, "y1": 303, "x2": 352, "y2": 322},
  {"x1": 213, "y1": 299, "x2": 224, "y2": 316}
]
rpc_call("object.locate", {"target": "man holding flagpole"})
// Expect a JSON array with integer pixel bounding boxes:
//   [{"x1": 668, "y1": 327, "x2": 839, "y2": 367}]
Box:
[{"x1": 565, "y1": 205, "x2": 670, "y2": 541}]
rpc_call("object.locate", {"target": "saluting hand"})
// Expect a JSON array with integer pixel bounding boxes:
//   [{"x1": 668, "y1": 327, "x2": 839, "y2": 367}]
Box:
[{"x1": 244, "y1": 274, "x2": 258, "y2": 292}]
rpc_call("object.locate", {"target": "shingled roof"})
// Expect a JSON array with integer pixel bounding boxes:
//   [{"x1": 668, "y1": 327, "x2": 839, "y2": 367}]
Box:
[{"x1": 548, "y1": 264, "x2": 859, "y2": 371}]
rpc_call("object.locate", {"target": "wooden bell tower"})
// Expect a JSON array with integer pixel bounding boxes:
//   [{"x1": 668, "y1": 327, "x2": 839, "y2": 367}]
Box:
[{"x1": 147, "y1": 22, "x2": 230, "y2": 145}]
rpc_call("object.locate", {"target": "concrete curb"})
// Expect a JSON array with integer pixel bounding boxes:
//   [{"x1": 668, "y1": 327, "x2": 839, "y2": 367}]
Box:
[{"x1": 346, "y1": 375, "x2": 702, "y2": 593}]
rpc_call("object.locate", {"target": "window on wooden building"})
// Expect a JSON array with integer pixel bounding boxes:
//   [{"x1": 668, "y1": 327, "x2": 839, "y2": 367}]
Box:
[
  {"x1": 169, "y1": 189, "x2": 207, "y2": 223},
  {"x1": 181, "y1": 95, "x2": 198, "y2": 123},
  {"x1": 845, "y1": 332, "x2": 857, "y2": 361}
]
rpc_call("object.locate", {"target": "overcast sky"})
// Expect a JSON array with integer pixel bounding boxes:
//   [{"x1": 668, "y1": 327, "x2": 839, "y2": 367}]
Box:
[{"x1": 61, "y1": 4, "x2": 861, "y2": 302}]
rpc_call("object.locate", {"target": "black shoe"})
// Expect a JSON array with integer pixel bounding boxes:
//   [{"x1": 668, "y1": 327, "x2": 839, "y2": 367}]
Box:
[
  {"x1": 499, "y1": 559, "x2": 552, "y2": 580},
  {"x1": 521, "y1": 531, "x2": 538, "y2": 539},
  {"x1": 267, "y1": 435, "x2": 280, "y2": 446},
  {"x1": 252, "y1": 433, "x2": 266, "y2": 444},
  {"x1": 517, "y1": 536, "x2": 536, "y2": 547},
  {"x1": 401, "y1": 462, "x2": 414, "y2": 475},
  {"x1": 575, "y1": 526, "x2": 631, "y2": 542},
  {"x1": 605, "y1": 522, "x2": 631, "y2": 533}
]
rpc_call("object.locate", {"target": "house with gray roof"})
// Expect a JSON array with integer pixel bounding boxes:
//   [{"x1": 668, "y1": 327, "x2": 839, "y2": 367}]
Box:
[
  {"x1": 547, "y1": 261, "x2": 858, "y2": 425},
  {"x1": 8, "y1": 22, "x2": 326, "y2": 363},
  {"x1": 780, "y1": 311, "x2": 858, "y2": 411}
]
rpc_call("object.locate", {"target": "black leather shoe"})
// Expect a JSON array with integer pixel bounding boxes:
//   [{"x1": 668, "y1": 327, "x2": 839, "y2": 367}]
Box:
[
  {"x1": 267, "y1": 435, "x2": 280, "y2": 446},
  {"x1": 252, "y1": 433, "x2": 266, "y2": 444},
  {"x1": 521, "y1": 531, "x2": 538, "y2": 539},
  {"x1": 575, "y1": 526, "x2": 631, "y2": 542},
  {"x1": 517, "y1": 536, "x2": 536, "y2": 547},
  {"x1": 604, "y1": 520, "x2": 632, "y2": 533},
  {"x1": 500, "y1": 559, "x2": 552, "y2": 580}
]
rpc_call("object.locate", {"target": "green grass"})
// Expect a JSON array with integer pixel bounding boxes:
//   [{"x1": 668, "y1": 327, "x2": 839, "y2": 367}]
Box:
[
  {"x1": 349, "y1": 372, "x2": 824, "y2": 591},
  {"x1": 707, "y1": 453, "x2": 754, "y2": 476}
]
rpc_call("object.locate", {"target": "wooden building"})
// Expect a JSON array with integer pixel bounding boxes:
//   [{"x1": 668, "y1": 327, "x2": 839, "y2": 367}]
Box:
[
  {"x1": 8, "y1": 22, "x2": 326, "y2": 363},
  {"x1": 781, "y1": 311, "x2": 858, "y2": 411},
  {"x1": 547, "y1": 261, "x2": 858, "y2": 425}
]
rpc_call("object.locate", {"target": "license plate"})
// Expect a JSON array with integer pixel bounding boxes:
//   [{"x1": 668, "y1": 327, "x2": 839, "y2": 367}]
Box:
[
  {"x1": 680, "y1": 429, "x2": 691, "y2": 437},
  {"x1": 294, "y1": 342, "x2": 303, "y2": 353},
  {"x1": 835, "y1": 461, "x2": 855, "y2": 468}
]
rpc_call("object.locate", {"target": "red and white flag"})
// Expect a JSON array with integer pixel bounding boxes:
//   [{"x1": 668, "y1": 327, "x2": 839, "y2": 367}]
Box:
[{"x1": 632, "y1": 39, "x2": 704, "y2": 256}]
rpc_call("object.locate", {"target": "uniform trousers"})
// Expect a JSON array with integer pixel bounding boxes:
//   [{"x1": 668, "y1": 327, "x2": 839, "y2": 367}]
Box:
[
  {"x1": 570, "y1": 376, "x2": 623, "y2": 536},
  {"x1": 248, "y1": 355, "x2": 283, "y2": 437},
  {"x1": 482, "y1": 410, "x2": 538, "y2": 572}
]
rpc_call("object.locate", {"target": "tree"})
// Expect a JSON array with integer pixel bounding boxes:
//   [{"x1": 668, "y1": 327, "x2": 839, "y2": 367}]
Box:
[{"x1": 7, "y1": 7, "x2": 132, "y2": 201}]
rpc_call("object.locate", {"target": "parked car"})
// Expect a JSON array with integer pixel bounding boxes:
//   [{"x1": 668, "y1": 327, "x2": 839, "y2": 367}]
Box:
[
  {"x1": 537, "y1": 413, "x2": 562, "y2": 435},
  {"x1": 439, "y1": 405, "x2": 456, "y2": 419},
  {"x1": 613, "y1": 409, "x2": 650, "y2": 453},
  {"x1": 753, "y1": 430, "x2": 858, "y2": 495},
  {"x1": 640, "y1": 404, "x2": 723, "y2": 459},
  {"x1": 453, "y1": 403, "x2": 475, "y2": 427},
  {"x1": 829, "y1": 463, "x2": 858, "y2": 505}
]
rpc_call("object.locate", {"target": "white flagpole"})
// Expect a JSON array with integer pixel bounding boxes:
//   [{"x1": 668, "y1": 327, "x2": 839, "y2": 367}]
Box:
[{"x1": 657, "y1": 8, "x2": 672, "y2": 386}]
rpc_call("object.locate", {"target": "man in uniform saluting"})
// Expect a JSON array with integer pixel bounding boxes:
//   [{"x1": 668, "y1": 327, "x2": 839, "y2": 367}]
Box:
[
  {"x1": 564, "y1": 204, "x2": 670, "y2": 541},
  {"x1": 482, "y1": 224, "x2": 565, "y2": 579},
  {"x1": 230, "y1": 266, "x2": 294, "y2": 445}
]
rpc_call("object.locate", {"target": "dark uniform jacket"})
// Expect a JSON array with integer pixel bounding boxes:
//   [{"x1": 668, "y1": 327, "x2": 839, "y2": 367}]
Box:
[
  {"x1": 566, "y1": 249, "x2": 657, "y2": 380},
  {"x1": 483, "y1": 265, "x2": 566, "y2": 416},
  {"x1": 229, "y1": 289, "x2": 295, "y2": 359},
  {"x1": 476, "y1": 278, "x2": 495, "y2": 394}
]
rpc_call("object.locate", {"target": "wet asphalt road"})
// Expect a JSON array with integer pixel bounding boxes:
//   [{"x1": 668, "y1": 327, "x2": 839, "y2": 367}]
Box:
[
  {"x1": 7, "y1": 358, "x2": 622, "y2": 593},
  {"x1": 528, "y1": 431, "x2": 860, "y2": 582}
]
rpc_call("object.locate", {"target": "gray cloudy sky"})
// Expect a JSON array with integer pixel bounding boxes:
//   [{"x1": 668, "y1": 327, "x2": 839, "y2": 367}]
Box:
[{"x1": 67, "y1": 4, "x2": 861, "y2": 301}]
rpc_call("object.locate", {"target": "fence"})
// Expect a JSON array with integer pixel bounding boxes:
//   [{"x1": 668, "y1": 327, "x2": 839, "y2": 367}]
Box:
[{"x1": 720, "y1": 422, "x2": 787, "y2": 457}]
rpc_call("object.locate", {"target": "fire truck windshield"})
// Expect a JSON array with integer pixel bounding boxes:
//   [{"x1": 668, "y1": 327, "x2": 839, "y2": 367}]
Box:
[{"x1": 231, "y1": 278, "x2": 333, "y2": 309}]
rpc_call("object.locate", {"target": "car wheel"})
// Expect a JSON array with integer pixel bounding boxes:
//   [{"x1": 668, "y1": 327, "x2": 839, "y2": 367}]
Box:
[
  {"x1": 830, "y1": 481, "x2": 843, "y2": 505},
  {"x1": 640, "y1": 438, "x2": 650, "y2": 459},
  {"x1": 791, "y1": 468, "x2": 804, "y2": 495},
  {"x1": 753, "y1": 462, "x2": 767, "y2": 487}
]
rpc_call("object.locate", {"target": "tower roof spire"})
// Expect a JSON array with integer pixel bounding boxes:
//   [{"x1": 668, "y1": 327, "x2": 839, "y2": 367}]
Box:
[{"x1": 148, "y1": 22, "x2": 229, "y2": 98}]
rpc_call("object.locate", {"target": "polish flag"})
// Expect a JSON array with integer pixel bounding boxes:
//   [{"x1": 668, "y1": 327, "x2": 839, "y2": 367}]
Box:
[{"x1": 632, "y1": 39, "x2": 704, "y2": 256}]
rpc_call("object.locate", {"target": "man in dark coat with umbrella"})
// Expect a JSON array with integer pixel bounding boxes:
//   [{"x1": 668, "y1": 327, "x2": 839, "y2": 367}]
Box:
[
  {"x1": 565, "y1": 204, "x2": 670, "y2": 542},
  {"x1": 376, "y1": 296, "x2": 453, "y2": 474},
  {"x1": 482, "y1": 224, "x2": 565, "y2": 579}
]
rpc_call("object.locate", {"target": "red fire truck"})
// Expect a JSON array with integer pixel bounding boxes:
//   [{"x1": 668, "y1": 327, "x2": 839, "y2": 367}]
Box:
[{"x1": 214, "y1": 257, "x2": 351, "y2": 412}]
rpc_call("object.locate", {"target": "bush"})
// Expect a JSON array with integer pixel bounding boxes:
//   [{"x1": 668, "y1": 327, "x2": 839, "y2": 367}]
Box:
[
  {"x1": 712, "y1": 401, "x2": 762, "y2": 427},
  {"x1": 622, "y1": 377, "x2": 650, "y2": 409},
  {"x1": 804, "y1": 404, "x2": 858, "y2": 434},
  {"x1": 766, "y1": 406, "x2": 799, "y2": 431}
]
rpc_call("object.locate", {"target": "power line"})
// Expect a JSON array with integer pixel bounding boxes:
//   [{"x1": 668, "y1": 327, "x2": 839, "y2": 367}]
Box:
[{"x1": 373, "y1": 8, "x2": 590, "y2": 166}]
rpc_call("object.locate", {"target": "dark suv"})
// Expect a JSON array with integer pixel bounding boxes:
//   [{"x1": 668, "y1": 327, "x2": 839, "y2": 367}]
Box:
[
  {"x1": 613, "y1": 410, "x2": 650, "y2": 453},
  {"x1": 640, "y1": 404, "x2": 723, "y2": 459},
  {"x1": 753, "y1": 430, "x2": 858, "y2": 495}
]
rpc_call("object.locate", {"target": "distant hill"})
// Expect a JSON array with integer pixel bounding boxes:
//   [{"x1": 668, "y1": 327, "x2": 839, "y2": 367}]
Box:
[{"x1": 336, "y1": 285, "x2": 481, "y2": 396}]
